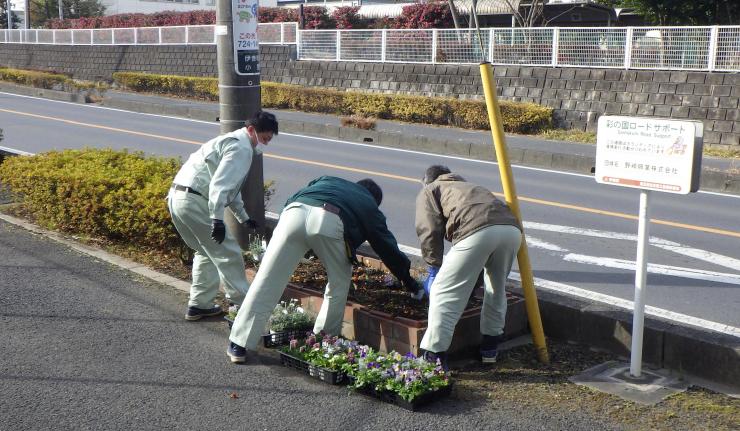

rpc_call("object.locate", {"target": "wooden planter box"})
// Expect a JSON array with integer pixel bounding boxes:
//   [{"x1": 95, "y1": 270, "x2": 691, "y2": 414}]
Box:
[{"x1": 246, "y1": 257, "x2": 528, "y2": 357}]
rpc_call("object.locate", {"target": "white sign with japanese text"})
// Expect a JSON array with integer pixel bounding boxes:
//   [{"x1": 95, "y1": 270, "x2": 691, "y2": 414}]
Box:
[
  {"x1": 232, "y1": 0, "x2": 260, "y2": 76},
  {"x1": 595, "y1": 116, "x2": 703, "y2": 194}
]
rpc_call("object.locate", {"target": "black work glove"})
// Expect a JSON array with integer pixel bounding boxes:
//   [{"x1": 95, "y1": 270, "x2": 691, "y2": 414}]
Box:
[
  {"x1": 211, "y1": 219, "x2": 226, "y2": 244},
  {"x1": 401, "y1": 275, "x2": 424, "y2": 300},
  {"x1": 244, "y1": 219, "x2": 259, "y2": 230}
]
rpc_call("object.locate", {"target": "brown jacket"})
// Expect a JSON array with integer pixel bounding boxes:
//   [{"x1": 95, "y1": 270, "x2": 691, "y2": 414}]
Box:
[{"x1": 415, "y1": 173, "x2": 522, "y2": 267}]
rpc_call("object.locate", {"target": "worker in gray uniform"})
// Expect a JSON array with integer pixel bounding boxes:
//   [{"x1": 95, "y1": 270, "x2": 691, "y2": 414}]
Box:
[
  {"x1": 168, "y1": 111, "x2": 278, "y2": 321},
  {"x1": 415, "y1": 165, "x2": 522, "y2": 369}
]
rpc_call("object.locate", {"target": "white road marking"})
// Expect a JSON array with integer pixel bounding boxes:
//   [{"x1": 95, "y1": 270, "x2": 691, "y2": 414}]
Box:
[
  {"x1": 509, "y1": 272, "x2": 740, "y2": 338},
  {"x1": 396, "y1": 243, "x2": 740, "y2": 337},
  {"x1": 525, "y1": 221, "x2": 740, "y2": 272},
  {"x1": 526, "y1": 236, "x2": 570, "y2": 252},
  {"x1": 563, "y1": 253, "x2": 740, "y2": 285}
]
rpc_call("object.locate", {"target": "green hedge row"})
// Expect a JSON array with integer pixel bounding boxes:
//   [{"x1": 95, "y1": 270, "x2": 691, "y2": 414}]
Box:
[
  {"x1": 0, "y1": 149, "x2": 188, "y2": 258},
  {"x1": 0, "y1": 67, "x2": 107, "y2": 91},
  {"x1": 112, "y1": 72, "x2": 553, "y2": 134}
]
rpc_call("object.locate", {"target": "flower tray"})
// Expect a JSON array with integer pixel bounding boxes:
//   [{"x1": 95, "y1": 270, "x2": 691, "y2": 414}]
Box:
[
  {"x1": 278, "y1": 351, "x2": 347, "y2": 385},
  {"x1": 349, "y1": 379, "x2": 453, "y2": 412},
  {"x1": 261, "y1": 328, "x2": 313, "y2": 348}
]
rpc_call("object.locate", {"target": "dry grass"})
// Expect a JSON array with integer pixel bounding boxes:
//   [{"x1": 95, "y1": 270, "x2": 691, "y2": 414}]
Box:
[
  {"x1": 538, "y1": 129, "x2": 597, "y2": 144},
  {"x1": 455, "y1": 341, "x2": 740, "y2": 431},
  {"x1": 340, "y1": 115, "x2": 378, "y2": 131}
]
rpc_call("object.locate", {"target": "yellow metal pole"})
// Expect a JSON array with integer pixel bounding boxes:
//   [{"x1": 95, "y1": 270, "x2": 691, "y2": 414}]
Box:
[{"x1": 479, "y1": 62, "x2": 549, "y2": 364}]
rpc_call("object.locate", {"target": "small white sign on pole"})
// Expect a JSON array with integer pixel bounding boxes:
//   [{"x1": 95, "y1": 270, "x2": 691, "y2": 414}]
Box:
[
  {"x1": 596, "y1": 116, "x2": 703, "y2": 194},
  {"x1": 595, "y1": 116, "x2": 703, "y2": 378},
  {"x1": 232, "y1": 0, "x2": 260, "y2": 77}
]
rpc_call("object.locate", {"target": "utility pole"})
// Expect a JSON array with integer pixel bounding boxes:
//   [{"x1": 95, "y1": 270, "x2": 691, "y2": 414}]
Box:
[
  {"x1": 58, "y1": 0, "x2": 63, "y2": 19},
  {"x1": 24, "y1": 0, "x2": 29, "y2": 28},
  {"x1": 216, "y1": 0, "x2": 265, "y2": 249}
]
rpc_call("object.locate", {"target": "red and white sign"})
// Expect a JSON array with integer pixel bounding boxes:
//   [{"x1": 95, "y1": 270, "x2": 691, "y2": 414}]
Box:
[{"x1": 595, "y1": 116, "x2": 703, "y2": 194}]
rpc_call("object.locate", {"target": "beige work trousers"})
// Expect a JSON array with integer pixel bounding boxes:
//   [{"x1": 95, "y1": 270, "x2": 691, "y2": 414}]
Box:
[
  {"x1": 230, "y1": 203, "x2": 352, "y2": 350},
  {"x1": 168, "y1": 189, "x2": 249, "y2": 308},
  {"x1": 420, "y1": 224, "x2": 522, "y2": 353}
]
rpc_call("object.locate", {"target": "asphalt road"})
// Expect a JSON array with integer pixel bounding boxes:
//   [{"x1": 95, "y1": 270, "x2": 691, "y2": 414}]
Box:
[
  {"x1": 1, "y1": 91, "x2": 739, "y2": 331},
  {"x1": 0, "y1": 219, "x2": 620, "y2": 430}
]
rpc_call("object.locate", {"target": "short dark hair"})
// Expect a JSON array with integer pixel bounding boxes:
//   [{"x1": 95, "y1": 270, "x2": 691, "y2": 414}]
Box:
[
  {"x1": 357, "y1": 178, "x2": 383, "y2": 206},
  {"x1": 246, "y1": 111, "x2": 279, "y2": 135},
  {"x1": 423, "y1": 165, "x2": 451, "y2": 184}
]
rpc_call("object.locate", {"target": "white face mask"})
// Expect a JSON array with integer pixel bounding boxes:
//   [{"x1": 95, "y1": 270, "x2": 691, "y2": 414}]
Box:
[{"x1": 251, "y1": 132, "x2": 266, "y2": 154}]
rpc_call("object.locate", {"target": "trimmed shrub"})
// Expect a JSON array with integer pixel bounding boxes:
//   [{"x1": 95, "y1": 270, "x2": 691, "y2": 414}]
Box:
[
  {"x1": 389, "y1": 94, "x2": 447, "y2": 124},
  {"x1": 113, "y1": 72, "x2": 218, "y2": 101},
  {"x1": 111, "y1": 72, "x2": 553, "y2": 133},
  {"x1": 340, "y1": 115, "x2": 377, "y2": 130},
  {"x1": 0, "y1": 149, "x2": 187, "y2": 257},
  {"x1": 0, "y1": 67, "x2": 70, "y2": 89}
]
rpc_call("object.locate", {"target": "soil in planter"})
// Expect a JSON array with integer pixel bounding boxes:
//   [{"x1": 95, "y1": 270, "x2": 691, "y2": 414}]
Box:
[{"x1": 289, "y1": 258, "x2": 485, "y2": 320}]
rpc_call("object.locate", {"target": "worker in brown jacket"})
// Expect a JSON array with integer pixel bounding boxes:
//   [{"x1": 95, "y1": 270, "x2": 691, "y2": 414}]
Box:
[{"x1": 415, "y1": 165, "x2": 522, "y2": 368}]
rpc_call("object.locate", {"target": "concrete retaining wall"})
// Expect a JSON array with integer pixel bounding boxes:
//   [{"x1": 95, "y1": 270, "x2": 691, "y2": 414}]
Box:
[{"x1": 1, "y1": 43, "x2": 738, "y2": 146}]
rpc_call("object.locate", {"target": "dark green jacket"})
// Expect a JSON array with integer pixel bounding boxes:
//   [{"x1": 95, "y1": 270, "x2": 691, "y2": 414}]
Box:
[{"x1": 285, "y1": 176, "x2": 411, "y2": 282}]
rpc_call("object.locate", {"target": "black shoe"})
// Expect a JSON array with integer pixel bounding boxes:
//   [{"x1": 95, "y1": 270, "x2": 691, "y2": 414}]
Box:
[
  {"x1": 227, "y1": 342, "x2": 247, "y2": 364},
  {"x1": 185, "y1": 305, "x2": 223, "y2": 321},
  {"x1": 481, "y1": 334, "x2": 504, "y2": 363},
  {"x1": 422, "y1": 350, "x2": 449, "y2": 372}
]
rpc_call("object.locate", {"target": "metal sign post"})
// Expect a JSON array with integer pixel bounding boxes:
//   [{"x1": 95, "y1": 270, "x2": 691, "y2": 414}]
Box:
[{"x1": 595, "y1": 116, "x2": 703, "y2": 378}]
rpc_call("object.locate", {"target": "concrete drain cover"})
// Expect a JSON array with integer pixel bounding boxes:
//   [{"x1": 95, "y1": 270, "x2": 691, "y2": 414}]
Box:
[{"x1": 569, "y1": 361, "x2": 689, "y2": 405}]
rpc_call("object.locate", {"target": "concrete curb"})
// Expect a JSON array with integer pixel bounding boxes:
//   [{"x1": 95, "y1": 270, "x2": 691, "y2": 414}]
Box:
[{"x1": 0, "y1": 81, "x2": 86, "y2": 103}]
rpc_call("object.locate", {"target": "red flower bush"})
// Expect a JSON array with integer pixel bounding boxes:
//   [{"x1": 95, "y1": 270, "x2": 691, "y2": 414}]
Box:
[
  {"x1": 394, "y1": 2, "x2": 453, "y2": 29},
  {"x1": 332, "y1": 6, "x2": 369, "y2": 29}
]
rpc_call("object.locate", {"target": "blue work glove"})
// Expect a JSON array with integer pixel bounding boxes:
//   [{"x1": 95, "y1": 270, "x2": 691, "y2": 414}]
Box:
[
  {"x1": 211, "y1": 219, "x2": 226, "y2": 244},
  {"x1": 424, "y1": 266, "x2": 440, "y2": 296},
  {"x1": 244, "y1": 219, "x2": 259, "y2": 230}
]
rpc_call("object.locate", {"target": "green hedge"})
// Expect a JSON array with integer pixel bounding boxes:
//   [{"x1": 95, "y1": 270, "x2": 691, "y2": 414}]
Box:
[
  {"x1": 0, "y1": 67, "x2": 71, "y2": 90},
  {"x1": 112, "y1": 72, "x2": 553, "y2": 134},
  {"x1": 0, "y1": 149, "x2": 188, "y2": 258}
]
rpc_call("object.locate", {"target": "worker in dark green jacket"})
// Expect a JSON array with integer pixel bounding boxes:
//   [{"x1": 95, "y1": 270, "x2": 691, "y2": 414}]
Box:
[{"x1": 227, "y1": 176, "x2": 421, "y2": 363}]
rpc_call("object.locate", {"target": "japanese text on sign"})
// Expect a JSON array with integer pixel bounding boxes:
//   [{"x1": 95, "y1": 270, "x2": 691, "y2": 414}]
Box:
[
  {"x1": 232, "y1": 0, "x2": 259, "y2": 76},
  {"x1": 595, "y1": 116, "x2": 703, "y2": 194}
]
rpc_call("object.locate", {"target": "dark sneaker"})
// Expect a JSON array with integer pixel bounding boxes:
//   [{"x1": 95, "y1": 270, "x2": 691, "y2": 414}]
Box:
[
  {"x1": 422, "y1": 350, "x2": 449, "y2": 372},
  {"x1": 227, "y1": 342, "x2": 247, "y2": 364},
  {"x1": 480, "y1": 334, "x2": 504, "y2": 363},
  {"x1": 185, "y1": 305, "x2": 223, "y2": 321}
]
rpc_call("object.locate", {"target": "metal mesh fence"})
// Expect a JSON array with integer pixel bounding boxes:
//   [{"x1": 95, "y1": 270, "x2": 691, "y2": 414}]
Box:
[
  {"x1": 557, "y1": 27, "x2": 626, "y2": 68},
  {"x1": 490, "y1": 27, "x2": 553, "y2": 66},
  {"x1": 386, "y1": 29, "x2": 434, "y2": 63},
  {"x1": 258, "y1": 22, "x2": 297, "y2": 44},
  {"x1": 715, "y1": 26, "x2": 740, "y2": 71},
  {"x1": 1, "y1": 25, "x2": 738, "y2": 71},
  {"x1": 629, "y1": 27, "x2": 711, "y2": 70},
  {"x1": 436, "y1": 29, "x2": 488, "y2": 63},
  {"x1": 340, "y1": 30, "x2": 383, "y2": 61},
  {"x1": 0, "y1": 23, "x2": 296, "y2": 46},
  {"x1": 299, "y1": 30, "x2": 338, "y2": 60}
]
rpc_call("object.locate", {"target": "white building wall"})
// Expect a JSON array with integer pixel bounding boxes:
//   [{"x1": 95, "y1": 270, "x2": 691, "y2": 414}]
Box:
[{"x1": 101, "y1": 0, "x2": 215, "y2": 15}]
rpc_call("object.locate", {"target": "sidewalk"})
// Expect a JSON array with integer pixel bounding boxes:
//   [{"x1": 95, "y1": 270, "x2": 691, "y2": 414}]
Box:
[
  {"x1": 100, "y1": 90, "x2": 739, "y2": 192},
  {"x1": 3, "y1": 216, "x2": 739, "y2": 430},
  {"x1": 0, "y1": 217, "x2": 622, "y2": 430}
]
